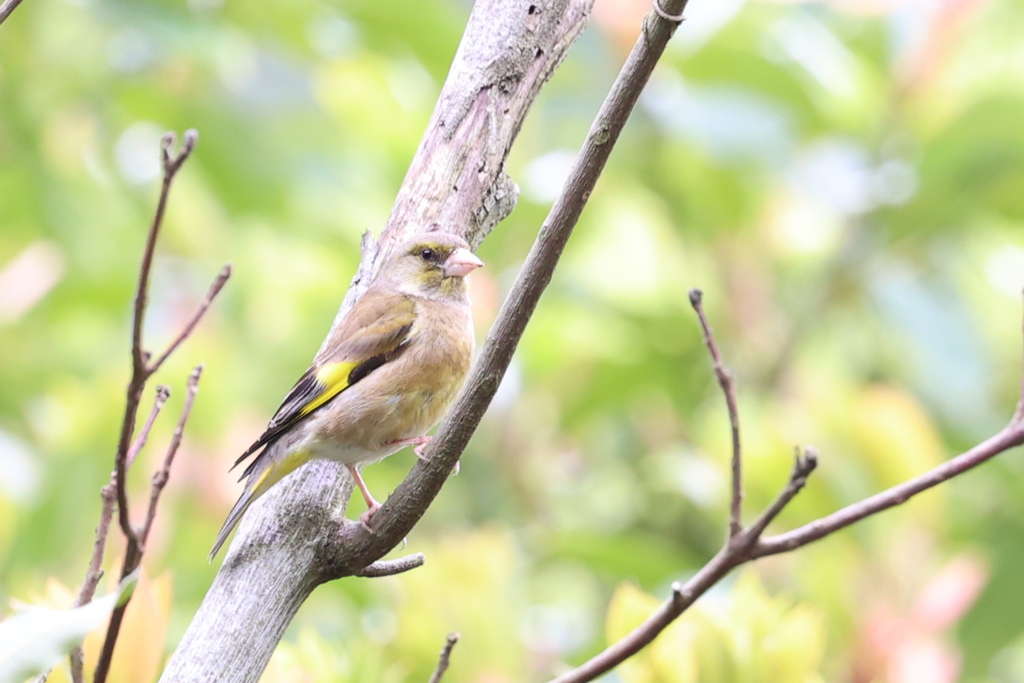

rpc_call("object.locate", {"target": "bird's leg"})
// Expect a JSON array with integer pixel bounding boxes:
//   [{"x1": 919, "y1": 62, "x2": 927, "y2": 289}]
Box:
[
  {"x1": 385, "y1": 434, "x2": 432, "y2": 457},
  {"x1": 386, "y1": 434, "x2": 461, "y2": 475},
  {"x1": 346, "y1": 464, "x2": 381, "y2": 532}
]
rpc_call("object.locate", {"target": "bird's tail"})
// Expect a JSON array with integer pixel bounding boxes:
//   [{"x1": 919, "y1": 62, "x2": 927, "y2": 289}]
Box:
[
  {"x1": 209, "y1": 448, "x2": 309, "y2": 561},
  {"x1": 209, "y1": 485, "x2": 256, "y2": 561}
]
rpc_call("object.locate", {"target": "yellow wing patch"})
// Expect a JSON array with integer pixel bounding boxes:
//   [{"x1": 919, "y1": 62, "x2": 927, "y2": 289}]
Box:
[{"x1": 300, "y1": 361, "x2": 359, "y2": 416}]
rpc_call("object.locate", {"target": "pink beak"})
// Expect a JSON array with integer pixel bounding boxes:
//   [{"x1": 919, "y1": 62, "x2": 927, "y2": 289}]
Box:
[{"x1": 443, "y1": 247, "x2": 484, "y2": 278}]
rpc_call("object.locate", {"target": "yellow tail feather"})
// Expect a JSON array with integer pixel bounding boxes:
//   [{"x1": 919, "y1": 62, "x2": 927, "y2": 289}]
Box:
[{"x1": 210, "y1": 449, "x2": 310, "y2": 560}]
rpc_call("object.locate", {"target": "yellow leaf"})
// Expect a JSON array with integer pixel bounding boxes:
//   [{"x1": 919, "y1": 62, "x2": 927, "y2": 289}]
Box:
[
  {"x1": 81, "y1": 569, "x2": 172, "y2": 683},
  {"x1": 606, "y1": 583, "x2": 697, "y2": 683},
  {"x1": 603, "y1": 572, "x2": 825, "y2": 683}
]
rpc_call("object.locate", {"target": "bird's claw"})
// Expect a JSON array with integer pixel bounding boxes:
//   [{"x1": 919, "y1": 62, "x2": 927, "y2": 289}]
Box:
[
  {"x1": 415, "y1": 445, "x2": 460, "y2": 476},
  {"x1": 413, "y1": 437, "x2": 433, "y2": 459},
  {"x1": 360, "y1": 501, "x2": 382, "y2": 533}
]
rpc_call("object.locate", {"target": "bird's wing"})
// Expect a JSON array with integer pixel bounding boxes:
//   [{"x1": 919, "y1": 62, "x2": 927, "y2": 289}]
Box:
[{"x1": 232, "y1": 292, "x2": 417, "y2": 471}]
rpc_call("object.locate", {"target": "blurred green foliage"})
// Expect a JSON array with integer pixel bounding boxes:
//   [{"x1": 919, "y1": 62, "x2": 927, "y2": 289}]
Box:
[{"x1": 2, "y1": 0, "x2": 1024, "y2": 680}]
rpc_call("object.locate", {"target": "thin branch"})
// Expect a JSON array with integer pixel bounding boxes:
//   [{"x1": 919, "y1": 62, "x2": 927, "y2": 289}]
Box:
[
  {"x1": 550, "y1": 294, "x2": 1024, "y2": 683},
  {"x1": 95, "y1": 369, "x2": 203, "y2": 682},
  {"x1": 141, "y1": 365, "x2": 202, "y2": 545},
  {"x1": 148, "y1": 265, "x2": 231, "y2": 375},
  {"x1": 549, "y1": 550, "x2": 735, "y2": 683},
  {"x1": 68, "y1": 384, "x2": 167, "y2": 682},
  {"x1": 127, "y1": 386, "x2": 170, "y2": 468},
  {"x1": 742, "y1": 446, "x2": 817, "y2": 544},
  {"x1": 427, "y1": 633, "x2": 459, "y2": 683},
  {"x1": 69, "y1": 479, "x2": 116, "y2": 683},
  {"x1": 112, "y1": 129, "x2": 199, "y2": 548},
  {"x1": 355, "y1": 553, "x2": 426, "y2": 578},
  {"x1": 112, "y1": 391, "x2": 143, "y2": 546},
  {"x1": 752, "y1": 424, "x2": 1024, "y2": 558},
  {"x1": 89, "y1": 130, "x2": 207, "y2": 683},
  {"x1": 689, "y1": 288, "x2": 743, "y2": 538},
  {"x1": 0, "y1": 0, "x2": 25, "y2": 26}
]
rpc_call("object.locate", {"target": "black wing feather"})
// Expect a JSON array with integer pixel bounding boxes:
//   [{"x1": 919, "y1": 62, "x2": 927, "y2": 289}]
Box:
[{"x1": 232, "y1": 367, "x2": 324, "y2": 471}]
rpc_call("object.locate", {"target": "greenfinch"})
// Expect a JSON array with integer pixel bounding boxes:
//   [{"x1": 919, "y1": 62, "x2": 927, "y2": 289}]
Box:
[{"x1": 211, "y1": 232, "x2": 483, "y2": 559}]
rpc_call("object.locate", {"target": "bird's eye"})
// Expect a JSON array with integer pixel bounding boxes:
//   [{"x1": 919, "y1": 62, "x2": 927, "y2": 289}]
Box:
[{"x1": 419, "y1": 248, "x2": 436, "y2": 262}]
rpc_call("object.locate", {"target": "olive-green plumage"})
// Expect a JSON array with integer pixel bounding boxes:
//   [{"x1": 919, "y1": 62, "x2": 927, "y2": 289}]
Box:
[{"x1": 211, "y1": 232, "x2": 482, "y2": 559}]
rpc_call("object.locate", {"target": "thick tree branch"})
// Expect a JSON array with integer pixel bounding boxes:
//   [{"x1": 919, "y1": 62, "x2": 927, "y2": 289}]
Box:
[
  {"x1": 549, "y1": 293, "x2": 1024, "y2": 683},
  {"x1": 323, "y1": 0, "x2": 691, "y2": 578},
  {"x1": 160, "y1": 5, "x2": 595, "y2": 679},
  {"x1": 162, "y1": 0, "x2": 699, "y2": 678},
  {"x1": 0, "y1": 0, "x2": 25, "y2": 26}
]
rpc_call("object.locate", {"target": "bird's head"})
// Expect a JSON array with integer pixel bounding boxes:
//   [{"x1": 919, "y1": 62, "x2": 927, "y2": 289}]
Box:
[{"x1": 382, "y1": 232, "x2": 484, "y2": 301}]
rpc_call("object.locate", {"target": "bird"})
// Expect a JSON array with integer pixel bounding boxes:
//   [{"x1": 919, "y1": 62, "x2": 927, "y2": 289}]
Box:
[{"x1": 210, "y1": 231, "x2": 483, "y2": 559}]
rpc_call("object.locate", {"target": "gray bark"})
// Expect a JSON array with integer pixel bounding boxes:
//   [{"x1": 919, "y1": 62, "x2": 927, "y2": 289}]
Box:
[{"x1": 159, "y1": 1, "x2": 592, "y2": 681}]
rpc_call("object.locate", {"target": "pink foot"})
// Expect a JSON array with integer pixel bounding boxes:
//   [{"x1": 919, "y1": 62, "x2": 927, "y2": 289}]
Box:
[
  {"x1": 388, "y1": 435, "x2": 459, "y2": 475},
  {"x1": 347, "y1": 463, "x2": 383, "y2": 532},
  {"x1": 385, "y1": 435, "x2": 432, "y2": 458},
  {"x1": 360, "y1": 501, "x2": 382, "y2": 533}
]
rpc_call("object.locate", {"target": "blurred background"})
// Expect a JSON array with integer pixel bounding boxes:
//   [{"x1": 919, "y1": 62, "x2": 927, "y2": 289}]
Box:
[{"x1": 2, "y1": 0, "x2": 1024, "y2": 680}]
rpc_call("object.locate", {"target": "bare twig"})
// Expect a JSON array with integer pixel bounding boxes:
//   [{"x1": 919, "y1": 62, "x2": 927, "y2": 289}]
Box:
[
  {"x1": 752, "y1": 425, "x2": 1024, "y2": 557},
  {"x1": 69, "y1": 478, "x2": 117, "y2": 683},
  {"x1": 427, "y1": 633, "x2": 459, "y2": 683},
  {"x1": 68, "y1": 385, "x2": 168, "y2": 682},
  {"x1": 689, "y1": 288, "x2": 743, "y2": 538},
  {"x1": 549, "y1": 294, "x2": 1024, "y2": 683},
  {"x1": 148, "y1": 266, "x2": 231, "y2": 375},
  {"x1": 141, "y1": 366, "x2": 202, "y2": 545},
  {"x1": 80, "y1": 130, "x2": 213, "y2": 683},
  {"x1": 127, "y1": 386, "x2": 170, "y2": 468},
  {"x1": 550, "y1": 549, "x2": 734, "y2": 683},
  {"x1": 355, "y1": 553, "x2": 426, "y2": 578},
  {"x1": 113, "y1": 129, "x2": 199, "y2": 549},
  {"x1": 95, "y1": 366, "x2": 204, "y2": 682},
  {"x1": 0, "y1": 0, "x2": 25, "y2": 26},
  {"x1": 743, "y1": 447, "x2": 817, "y2": 543},
  {"x1": 73, "y1": 479, "x2": 116, "y2": 608}
]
